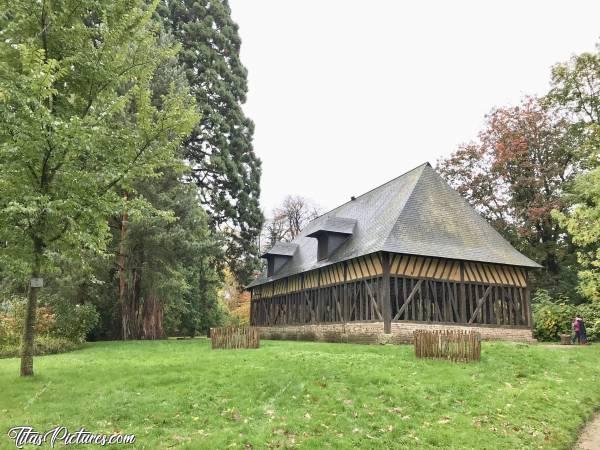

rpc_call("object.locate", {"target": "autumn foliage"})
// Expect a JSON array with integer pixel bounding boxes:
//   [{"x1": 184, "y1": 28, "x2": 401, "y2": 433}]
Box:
[{"x1": 438, "y1": 97, "x2": 581, "y2": 298}]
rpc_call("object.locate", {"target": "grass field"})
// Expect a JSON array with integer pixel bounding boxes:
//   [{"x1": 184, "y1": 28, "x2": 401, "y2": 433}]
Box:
[{"x1": 1, "y1": 339, "x2": 599, "y2": 449}]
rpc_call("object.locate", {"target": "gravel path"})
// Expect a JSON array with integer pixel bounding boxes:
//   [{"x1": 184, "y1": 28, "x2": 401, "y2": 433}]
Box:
[{"x1": 576, "y1": 413, "x2": 600, "y2": 450}]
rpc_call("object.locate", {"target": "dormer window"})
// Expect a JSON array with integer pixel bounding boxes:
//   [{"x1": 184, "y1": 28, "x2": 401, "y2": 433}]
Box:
[
  {"x1": 261, "y1": 242, "x2": 298, "y2": 277},
  {"x1": 306, "y1": 217, "x2": 356, "y2": 261}
]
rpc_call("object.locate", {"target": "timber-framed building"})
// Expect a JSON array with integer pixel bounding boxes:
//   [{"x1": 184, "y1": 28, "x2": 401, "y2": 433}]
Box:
[{"x1": 248, "y1": 163, "x2": 540, "y2": 343}]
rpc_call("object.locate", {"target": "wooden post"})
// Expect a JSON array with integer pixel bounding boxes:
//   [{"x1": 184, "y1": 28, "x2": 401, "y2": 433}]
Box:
[
  {"x1": 317, "y1": 270, "x2": 322, "y2": 323},
  {"x1": 381, "y1": 252, "x2": 391, "y2": 334},
  {"x1": 300, "y1": 274, "x2": 305, "y2": 324},
  {"x1": 343, "y1": 262, "x2": 348, "y2": 322},
  {"x1": 285, "y1": 278, "x2": 290, "y2": 325},
  {"x1": 525, "y1": 271, "x2": 532, "y2": 327},
  {"x1": 249, "y1": 289, "x2": 254, "y2": 326},
  {"x1": 459, "y1": 261, "x2": 467, "y2": 323}
]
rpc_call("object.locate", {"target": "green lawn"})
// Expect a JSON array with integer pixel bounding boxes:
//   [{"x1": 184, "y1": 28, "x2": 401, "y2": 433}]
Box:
[{"x1": 0, "y1": 339, "x2": 599, "y2": 449}]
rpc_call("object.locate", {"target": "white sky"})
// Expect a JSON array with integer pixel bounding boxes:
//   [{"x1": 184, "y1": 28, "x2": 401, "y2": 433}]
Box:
[{"x1": 229, "y1": 0, "x2": 599, "y2": 215}]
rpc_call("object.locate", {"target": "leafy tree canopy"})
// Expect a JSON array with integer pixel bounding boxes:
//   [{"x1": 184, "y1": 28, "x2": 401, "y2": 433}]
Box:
[
  {"x1": 549, "y1": 43, "x2": 600, "y2": 303},
  {"x1": 0, "y1": 0, "x2": 198, "y2": 375}
]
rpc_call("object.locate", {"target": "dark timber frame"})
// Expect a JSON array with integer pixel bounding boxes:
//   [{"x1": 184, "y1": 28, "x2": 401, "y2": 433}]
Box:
[{"x1": 250, "y1": 252, "x2": 532, "y2": 331}]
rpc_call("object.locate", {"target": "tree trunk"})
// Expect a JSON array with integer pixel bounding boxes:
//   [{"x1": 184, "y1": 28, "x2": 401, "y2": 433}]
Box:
[
  {"x1": 141, "y1": 292, "x2": 164, "y2": 340},
  {"x1": 118, "y1": 199, "x2": 128, "y2": 340},
  {"x1": 20, "y1": 239, "x2": 43, "y2": 377}
]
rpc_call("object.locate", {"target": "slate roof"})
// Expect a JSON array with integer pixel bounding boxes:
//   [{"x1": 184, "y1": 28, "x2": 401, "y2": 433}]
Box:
[
  {"x1": 261, "y1": 242, "x2": 298, "y2": 258},
  {"x1": 249, "y1": 162, "x2": 541, "y2": 288},
  {"x1": 306, "y1": 217, "x2": 357, "y2": 237}
]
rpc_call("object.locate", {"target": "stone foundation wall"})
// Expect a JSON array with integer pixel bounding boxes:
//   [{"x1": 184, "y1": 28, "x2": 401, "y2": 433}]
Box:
[{"x1": 255, "y1": 321, "x2": 536, "y2": 344}]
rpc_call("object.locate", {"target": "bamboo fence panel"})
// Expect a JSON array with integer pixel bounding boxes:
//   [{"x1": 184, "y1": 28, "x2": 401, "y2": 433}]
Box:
[
  {"x1": 211, "y1": 326, "x2": 260, "y2": 350},
  {"x1": 414, "y1": 329, "x2": 481, "y2": 362}
]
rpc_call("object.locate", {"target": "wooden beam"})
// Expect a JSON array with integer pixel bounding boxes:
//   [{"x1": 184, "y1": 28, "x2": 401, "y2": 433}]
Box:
[
  {"x1": 317, "y1": 270, "x2": 322, "y2": 322},
  {"x1": 335, "y1": 286, "x2": 343, "y2": 320},
  {"x1": 459, "y1": 261, "x2": 467, "y2": 322},
  {"x1": 393, "y1": 279, "x2": 423, "y2": 320},
  {"x1": 300, "y1": 274, "x2": 305, "y2": 324},
  {"x1": 525, "y1": 271, "x2": 532, "y2": 326},
  {"x1": 447, "y1": 282, "x2": 459, "y2": 322},
  {"x1": 363, "y1": 279, "x2": 382, "y2": 319},
  {"x1": 343, "y1": 262, "x2": 349, "y2": 322},
  {"x1": 249, "y1": 290, "x2": 254, "y2": 326},
  {"x1": 286, "y1": 278, "x2": 290, "y2": 324},
  {"x1": 402, "y1": 278, "x2": 408, "y2": 321},
  {"x1": 382, "y1": 252, "x2": 391, "y2": 333},
  {"x1": 393, "y1": 277, "x2": 400, "y2": 314},
  {"x1": 468, "y1": 286, "x2": 492, "y2": 324}
]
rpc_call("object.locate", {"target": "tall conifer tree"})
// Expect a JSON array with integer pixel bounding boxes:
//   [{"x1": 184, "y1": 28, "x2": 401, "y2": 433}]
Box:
[{"x1": 158, "y1": 0, "x2": 263, "y2": 284}]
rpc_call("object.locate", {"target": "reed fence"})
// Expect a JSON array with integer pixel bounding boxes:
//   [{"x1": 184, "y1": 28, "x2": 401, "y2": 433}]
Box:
[
  {"x1": 414, "y1": 329, "x2": 481, "y2": 362},
  {"x1": 210, "y1": 326, "x2": 260, "y2": 350}
]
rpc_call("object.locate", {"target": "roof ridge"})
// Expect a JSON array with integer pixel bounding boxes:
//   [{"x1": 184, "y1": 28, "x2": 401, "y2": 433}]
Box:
[
  {"x1": 380, "y1": 163, "x2": 429, "y2": 250},
  {"x1": 381, "y1": 165, "x2": 542, "y2": 268},
  {"x1": 312, "y1": 162, "x2": 431, "y2": 221}
]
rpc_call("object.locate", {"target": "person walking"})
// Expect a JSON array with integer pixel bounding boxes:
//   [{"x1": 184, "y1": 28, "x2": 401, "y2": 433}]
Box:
[{"x1": 572, "y1": 317, "x2": 581, "y2": 344}]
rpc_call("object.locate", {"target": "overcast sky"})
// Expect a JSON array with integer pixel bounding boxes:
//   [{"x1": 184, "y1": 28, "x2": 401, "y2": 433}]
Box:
[{"x1": 229, "y1": 0, "x2": 599, "y2": 215}]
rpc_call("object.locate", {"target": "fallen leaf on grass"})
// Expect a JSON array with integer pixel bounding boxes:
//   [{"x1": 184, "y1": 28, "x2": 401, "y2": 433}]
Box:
[
  {"x1": 231, "y1": 408, "x2": 241, "y2": 422},
  {"x1": 171, "y1": 435, "x2": 191, "y2": 442}
]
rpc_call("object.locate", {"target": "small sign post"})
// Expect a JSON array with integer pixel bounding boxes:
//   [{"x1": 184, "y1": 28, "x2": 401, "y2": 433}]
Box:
[{"x1": 30, "y1": 278, "x2": 44, "y2": 288}]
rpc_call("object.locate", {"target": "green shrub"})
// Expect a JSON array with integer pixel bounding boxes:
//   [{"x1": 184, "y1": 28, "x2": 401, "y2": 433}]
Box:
[
  {"x1": 577, "y1": 303, "x2": 600, "y2": 342},
  {"x1": 0, "y1": 336, "x2": 80, "y2": 359},
  {"x1": 223, "y1": 313, "x2": 242, "y2": 327},
  {"x1": 52, "y1": 303, "x2": 99, "y2": 343},
  {"x1": 0, "y1": 297, "x2": 56, "y2": 345},
  {"x1": 1, "y1": 296, "x2": 97, "y2": 359},
  {"x1": 532, "y1": 300, "x2": 574, "y2": 341},
  {"x1": 0, "y1": 312, "x2": 19, "y2": 344},
  {"x1": 532, "y1": 290, "x2": 600, "y2": 342}
]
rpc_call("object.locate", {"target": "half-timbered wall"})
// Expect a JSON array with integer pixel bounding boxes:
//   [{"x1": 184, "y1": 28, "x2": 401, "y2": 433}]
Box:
[
  {"x1": 251, "y1": 254, "x2": 383, "y2": 326},
  {"x1": 388, "y1": 254, "x2": 530, "y2": 326},
  {"x1": 389, "y1": 278, "x2": 529, "y2": 326},
  {"x1": 250, "y1": 252, "x2": 531, "y2": 328}
]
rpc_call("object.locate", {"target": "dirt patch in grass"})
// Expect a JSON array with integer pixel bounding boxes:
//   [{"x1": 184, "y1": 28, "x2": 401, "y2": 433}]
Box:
[{"x1": 575, "y1": 412, "x2": 600, "y2": 450}]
